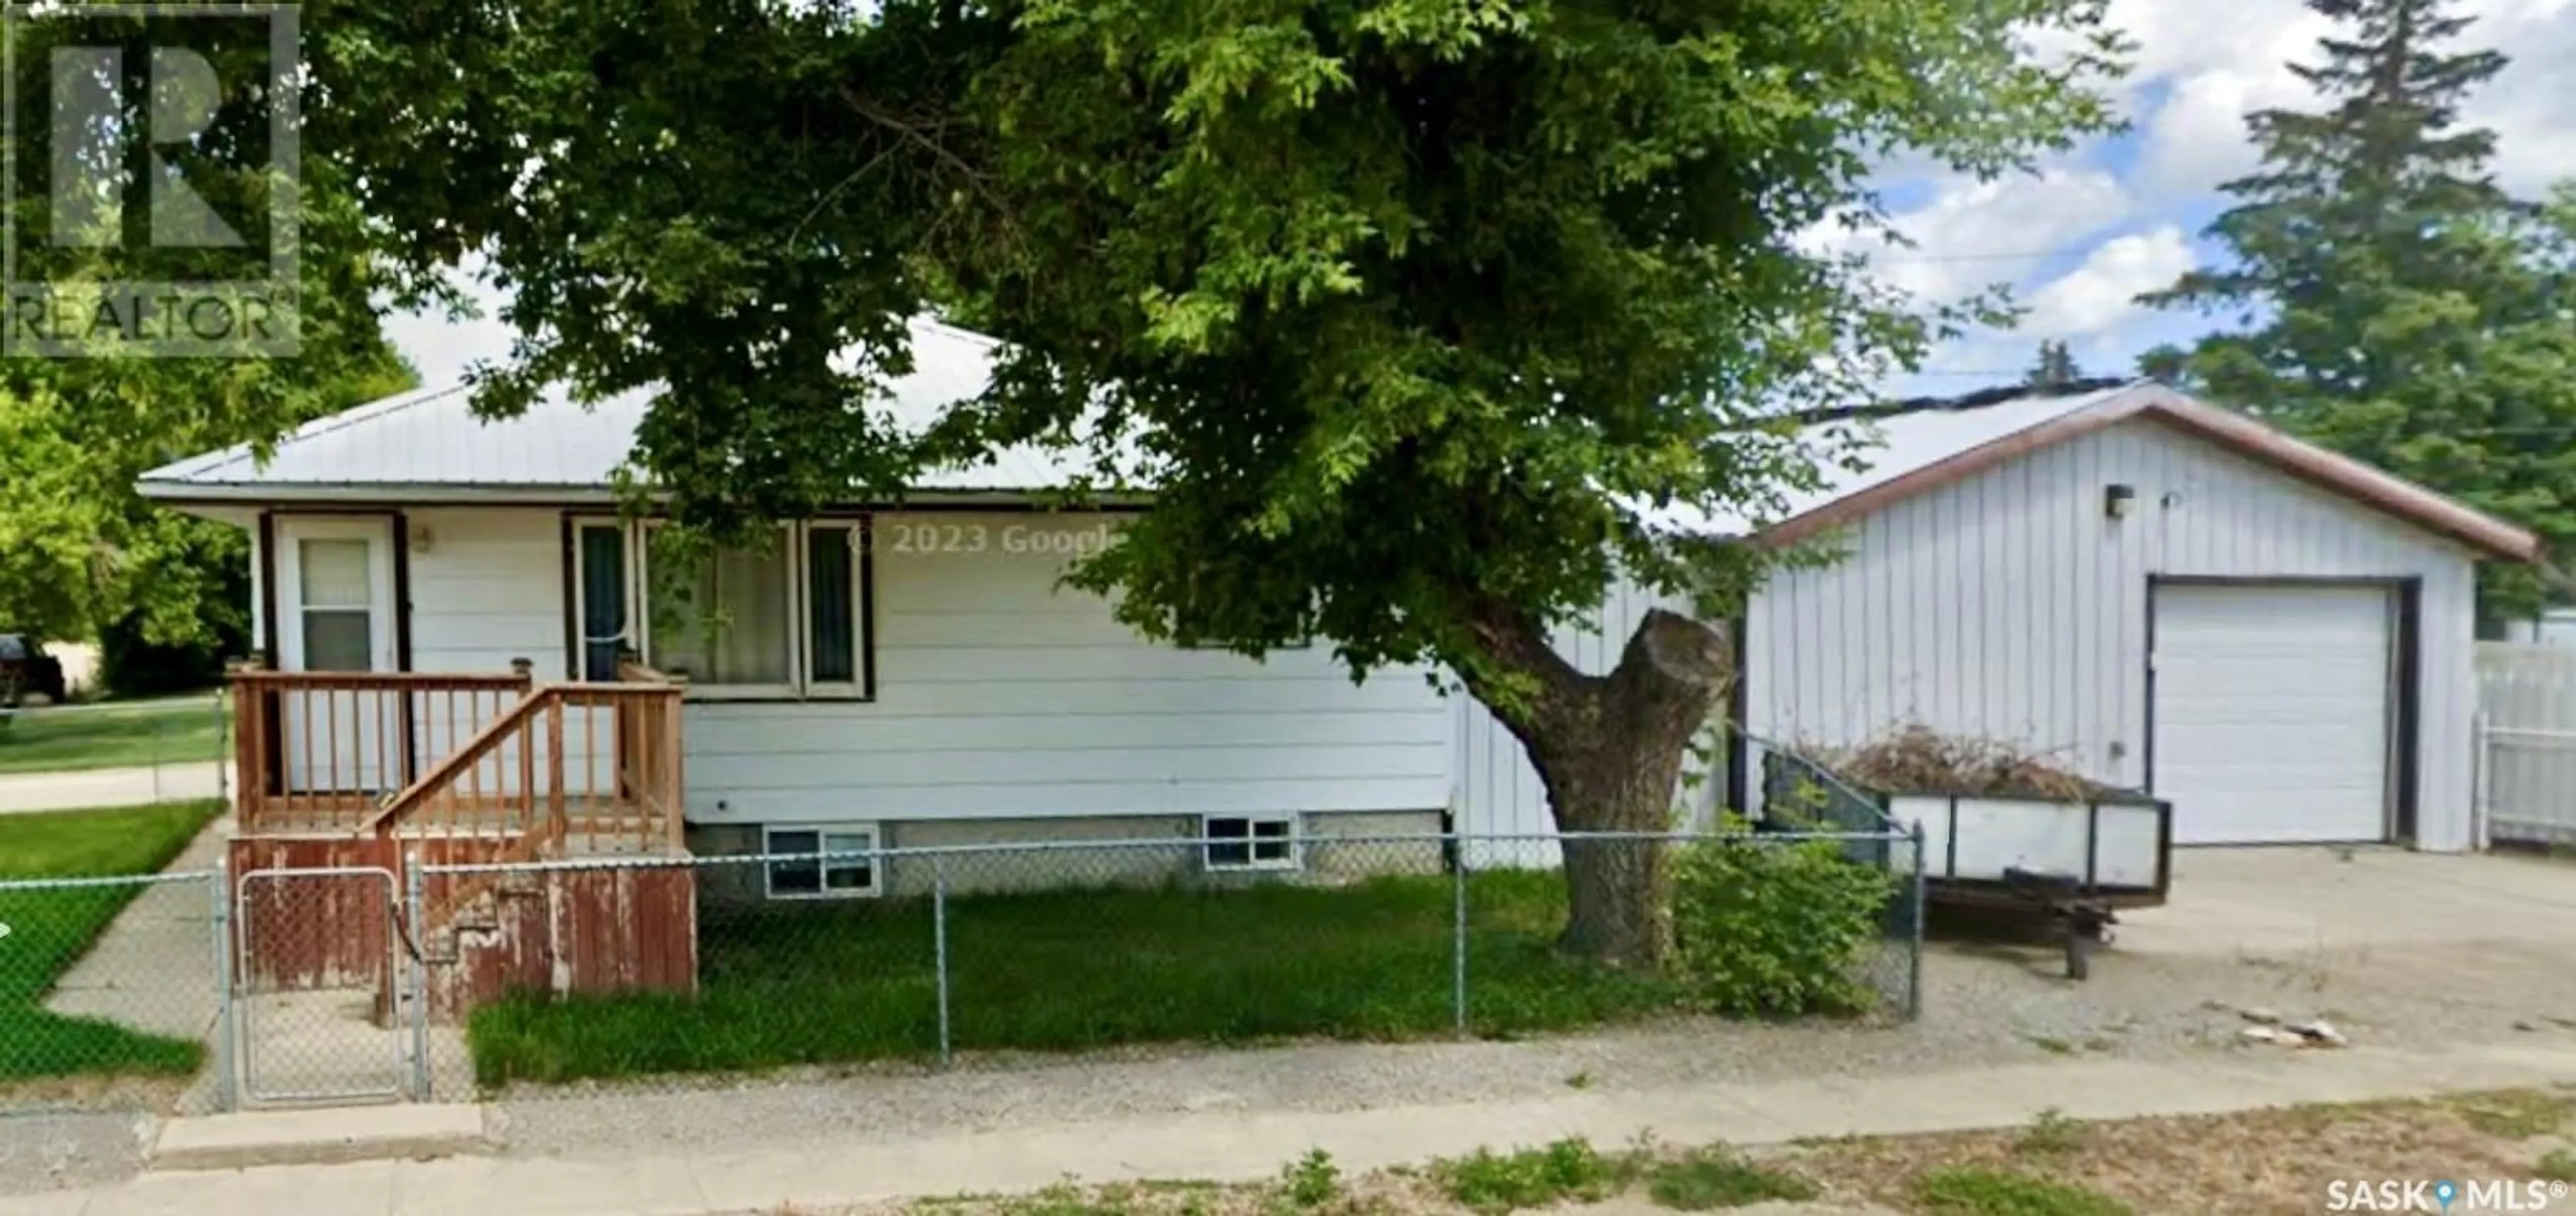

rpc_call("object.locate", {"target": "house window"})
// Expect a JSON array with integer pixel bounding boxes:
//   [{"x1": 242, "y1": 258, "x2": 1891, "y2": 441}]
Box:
[
  {"x1": 635, "y1": 520, "x2": 871, "y2": 700},
  {"x1": 764, "y1": 824, "x2": 881, "y2": 899},
  {"x1": 573, "y1": 521, "x2": 631, "y2": 681},
  {"x1": 296, "y1": 537, "x2": 378, "y2": 671},
  {"x1": 1204, "y1": 814, "x2": 1297, "y2": 871}
]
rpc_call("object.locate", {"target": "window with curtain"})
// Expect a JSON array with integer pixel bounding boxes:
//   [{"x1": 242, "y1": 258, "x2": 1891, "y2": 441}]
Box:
[
  {"x1": 578, "y1": 524, "x2": 628, "y2": 680},
  {"x1": 807, "y1": 524, "x2": 858, "y2": 686},
  {"x1": 636, "y1": 520, "x2": 869, "y2": 698}
]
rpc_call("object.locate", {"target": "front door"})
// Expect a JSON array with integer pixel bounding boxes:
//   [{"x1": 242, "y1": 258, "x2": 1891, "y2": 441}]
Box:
[{"x1": 276, "y1": 517, "x2": 400, "y2": 793}]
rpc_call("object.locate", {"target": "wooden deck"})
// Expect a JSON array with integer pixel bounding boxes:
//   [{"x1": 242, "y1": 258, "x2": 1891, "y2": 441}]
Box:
[
  {"x1": 226, "y1": 659, "x2": 700, "y2": 1032},
  {"x1": 228, "y1": 659, "x2": 686, "y2": 854}
]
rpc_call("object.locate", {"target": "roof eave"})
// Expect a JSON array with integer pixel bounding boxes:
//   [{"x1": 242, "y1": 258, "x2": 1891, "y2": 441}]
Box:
[{"x1": 135, "y1": 480, "x2": 1159, "y2": 511}]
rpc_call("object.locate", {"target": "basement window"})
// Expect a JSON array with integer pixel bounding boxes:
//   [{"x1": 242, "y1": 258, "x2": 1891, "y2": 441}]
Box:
[
  {"x1": 764, "y1": 824, "x2": 881, "y2": 899},
  {"x1": 1204, "y1": 814, "x2": 1297, "y2": 871}
]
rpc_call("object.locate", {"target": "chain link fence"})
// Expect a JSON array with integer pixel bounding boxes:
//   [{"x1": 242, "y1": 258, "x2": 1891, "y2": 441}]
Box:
[
  {"x1": 419, "y1": 826, "x2": 1921, "y2": 1101},
  {"x1": 0, "y1": 689, "x2": 233, "y2": 810},
  {"x1": 1, "y1": 821, "x2": 1920, "y2": 1114},
  {"x1": 0, "y1": 870, "x2": 229, "y2": 1116},
  {"x1": 0, "y1": 687, "x2": 239, "y2": 1121}
]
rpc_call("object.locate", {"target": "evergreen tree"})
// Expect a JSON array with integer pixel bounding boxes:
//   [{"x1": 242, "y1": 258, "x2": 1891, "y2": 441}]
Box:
[
  {"x1": 2026, "y1": 340, "x2": 2084, "y2": 387},
  {"x1": 2143, "y1": 0, "x2": 2574, "y2": 614}
]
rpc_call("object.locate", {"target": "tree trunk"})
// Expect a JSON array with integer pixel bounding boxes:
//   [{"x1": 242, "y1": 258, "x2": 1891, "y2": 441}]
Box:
[{"x1": 1458, "y1": 603, "x2": 1731, "y2": 970}]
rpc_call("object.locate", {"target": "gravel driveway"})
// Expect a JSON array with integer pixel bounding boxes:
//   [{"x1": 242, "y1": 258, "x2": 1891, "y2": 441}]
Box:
[{"x1": 11, "y1": 844, "x2": 2576, "y2": 1197}]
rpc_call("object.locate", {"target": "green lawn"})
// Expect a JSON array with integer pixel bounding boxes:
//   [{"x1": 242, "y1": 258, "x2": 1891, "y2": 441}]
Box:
[
  {"x1": 470, "y1": 870, "x2": 1697, "y2": 1086},
  {"x1": 0, "y1": 696, "x2": 228, "y2": 775},
  {"x1": 0, "y1": 799, "x2": 222, "y2": 1081}
]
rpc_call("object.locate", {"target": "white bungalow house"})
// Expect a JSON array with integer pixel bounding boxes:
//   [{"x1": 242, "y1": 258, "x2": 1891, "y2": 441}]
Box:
[{"x1": 144, "y1": 321, "x2": 1464, "y2": 901}]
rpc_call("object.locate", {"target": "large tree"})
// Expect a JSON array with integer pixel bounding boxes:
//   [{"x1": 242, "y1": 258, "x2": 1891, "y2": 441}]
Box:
[
  {"x1": 2144, "y1": 0, "x2": 2575, "y2": 616},
  {"x1": 309, "y1": 0, "x2": 2121, "y2": 964}
]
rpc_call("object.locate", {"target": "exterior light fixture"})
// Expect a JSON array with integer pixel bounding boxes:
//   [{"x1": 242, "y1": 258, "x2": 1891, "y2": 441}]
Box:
[{"x1": 2104, "y1": 484, "x2": 2136, "y2": 519}]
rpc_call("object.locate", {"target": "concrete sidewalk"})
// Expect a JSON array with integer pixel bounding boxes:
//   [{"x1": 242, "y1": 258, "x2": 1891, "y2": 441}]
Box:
[
  {"x1": 13, "y1": 1038, "x2": 2576, "y2": 1216},
  {"x1": 0, "y1": 763, "x2": 228, "y2": 814}
]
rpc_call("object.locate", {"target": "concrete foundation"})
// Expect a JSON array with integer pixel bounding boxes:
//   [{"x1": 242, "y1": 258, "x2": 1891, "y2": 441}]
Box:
[{"x1": 684, "y1": 808, "x2": 1446, "y2": 905}]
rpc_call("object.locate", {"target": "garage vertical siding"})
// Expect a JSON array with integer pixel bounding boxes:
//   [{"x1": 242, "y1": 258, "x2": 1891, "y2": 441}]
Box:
[{"x1": 1743, "y1": 419, "x2": 2481, "y2": 852}]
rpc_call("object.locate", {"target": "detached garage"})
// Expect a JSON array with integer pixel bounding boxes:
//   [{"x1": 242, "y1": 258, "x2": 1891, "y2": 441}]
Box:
[{"x1": 1723, "y1": 382, "x2": 2537, "y2": 852}]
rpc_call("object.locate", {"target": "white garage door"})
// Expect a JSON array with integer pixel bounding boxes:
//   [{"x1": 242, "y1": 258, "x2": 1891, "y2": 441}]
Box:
[{"x1": 2152, "y1": 584, "x2": 2394, "y2": 844}]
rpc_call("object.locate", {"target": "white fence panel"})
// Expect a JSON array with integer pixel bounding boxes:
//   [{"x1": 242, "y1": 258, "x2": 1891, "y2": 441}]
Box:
[{"x1": 2475, "y1": 643, "x2": 2576, "y2": 846}]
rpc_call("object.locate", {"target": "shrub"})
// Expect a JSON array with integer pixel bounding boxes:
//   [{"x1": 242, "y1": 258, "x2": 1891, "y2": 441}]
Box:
[
  {"x1": 1668, "y1": 824, "x2": 1894, "y2": 1017},
  {"x1": 1433, "y1": 1139, "x2": 1627, "y2": 1214},
  {"x1": 1281, "y1": 1150, "x2": 1340, "y2": 1208}
]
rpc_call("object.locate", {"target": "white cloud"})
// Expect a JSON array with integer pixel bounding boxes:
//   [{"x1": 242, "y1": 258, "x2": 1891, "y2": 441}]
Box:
[
  {"x1": 1810, "y1": 168, "x2": 2133, "y2": 306},
  {"x1": 2022, "y1": 227, "x2": 2195, "y2": 337}
]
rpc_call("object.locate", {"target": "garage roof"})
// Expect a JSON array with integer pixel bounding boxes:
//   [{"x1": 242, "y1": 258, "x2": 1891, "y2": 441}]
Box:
[
  {"x1": 136, "y1": 339, "x2": 2540, "y2": 561},
  {"x1": 1725, "y1": 380, "x2": 2538, "y2": 561}
]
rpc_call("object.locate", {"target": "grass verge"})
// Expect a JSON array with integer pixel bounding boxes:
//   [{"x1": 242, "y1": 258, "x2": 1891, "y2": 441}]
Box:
[
  {"x1": 470, "y1": 871, "x2": 1699, "y2": 1086},
  {"x1": 0, "y1": 799, "x2": 221, "y2": 1081},
  {"x1": 0, "y1": 696, "x2": 226, "y2": 776},
  {"x1": 1643, "y1": 1148, "x2": 1817, "y2": 1210},
  {"x1": 1910, "y1": 1166, "x2": 2131, "y2": 1216},
  {"x1": 830, "y1": 1088, "x2": 2576, "y2": 1216}
]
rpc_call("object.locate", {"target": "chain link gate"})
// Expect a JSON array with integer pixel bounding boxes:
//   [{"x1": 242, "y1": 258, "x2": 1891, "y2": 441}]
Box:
[{"x1": 233, "y1": 865, "x2": 412, "y2": 1105}]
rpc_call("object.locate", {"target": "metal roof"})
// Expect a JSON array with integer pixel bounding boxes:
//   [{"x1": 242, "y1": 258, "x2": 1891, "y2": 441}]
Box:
[
  {"x1": 136, "y1": 347, "x2": 2540, "y2": 560},
  {"x1": 138, "y1": 318, "x2": 1110, "y2": 500},
  {"x1": 1652, "y1": 383, "x2": 2140, "y2": 539}
]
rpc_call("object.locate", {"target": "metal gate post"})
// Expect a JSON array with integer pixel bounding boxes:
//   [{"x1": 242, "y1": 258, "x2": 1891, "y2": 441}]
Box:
[
  {"x1": 209, "y1": 858, "x2": 235, "y2": 1113},
  {"x1": 406, "y1": 852, "x2": 429, "y2": 1101},
  {"x1": 1907, "y1": 819, "x2": 1927, "y2": 1021},
  {"x1": 1451, "y1": 833, "x2": 1469, "y2": 1035},
  {"x1": 932, "y1": 854, "x2": 952, "y2": 1067},
  {"x1": 2471, "y1": 710, "x2": 2491, "y2": 852}
]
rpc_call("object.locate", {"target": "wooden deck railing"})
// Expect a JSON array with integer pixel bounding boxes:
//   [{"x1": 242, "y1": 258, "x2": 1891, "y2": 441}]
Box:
[
  {"x1": 229, "y1": 661, "x2": 535, "y2": 834},
  {"x1": 229, "y1": 659, "x2": 686, "y2": 855},
  {"x1": 356, "y1": 679, "x2": 686, "y2": 855}
]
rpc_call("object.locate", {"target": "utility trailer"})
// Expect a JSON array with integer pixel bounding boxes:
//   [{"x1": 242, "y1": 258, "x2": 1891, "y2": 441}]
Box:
[
  {"x1": 1756, "y1": 753, "x2": 2173, "y2": 980},
  {"x1": 1890, "y1": 791, "x2": 2172, "y2": 979}
]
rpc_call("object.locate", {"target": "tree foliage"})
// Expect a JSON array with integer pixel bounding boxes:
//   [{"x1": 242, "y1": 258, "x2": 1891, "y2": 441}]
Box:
[
  {"x1": 0, "y1": 9, "x2": 419, "y2": 653},
  {"x1": 307, "y1": 0, "x2": 2121, "y2": 961},
  {"x1": 2143, "y1": 0, "x2": 2571, "y2": 616}
]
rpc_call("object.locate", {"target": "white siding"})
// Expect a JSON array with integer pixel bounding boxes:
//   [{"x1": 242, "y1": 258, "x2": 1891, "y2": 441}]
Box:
[
  {"x1": 386, "y1": 509, "x2": 1452, "y2": 824},
  {"x1": 1743, "y1": 419, "x2": 2483, "y2": 852},
  {"x1": 406, "y1": 510, "x2": 569, "y2": 676},
  {"x1": 688, "y1": 512, "x2": 1450, "y2": 822}
]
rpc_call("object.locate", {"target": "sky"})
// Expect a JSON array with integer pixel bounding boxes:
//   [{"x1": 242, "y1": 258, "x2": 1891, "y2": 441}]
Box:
[{"x1": 381, "y1": 0, "x2": 2576, "y2": 404}]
